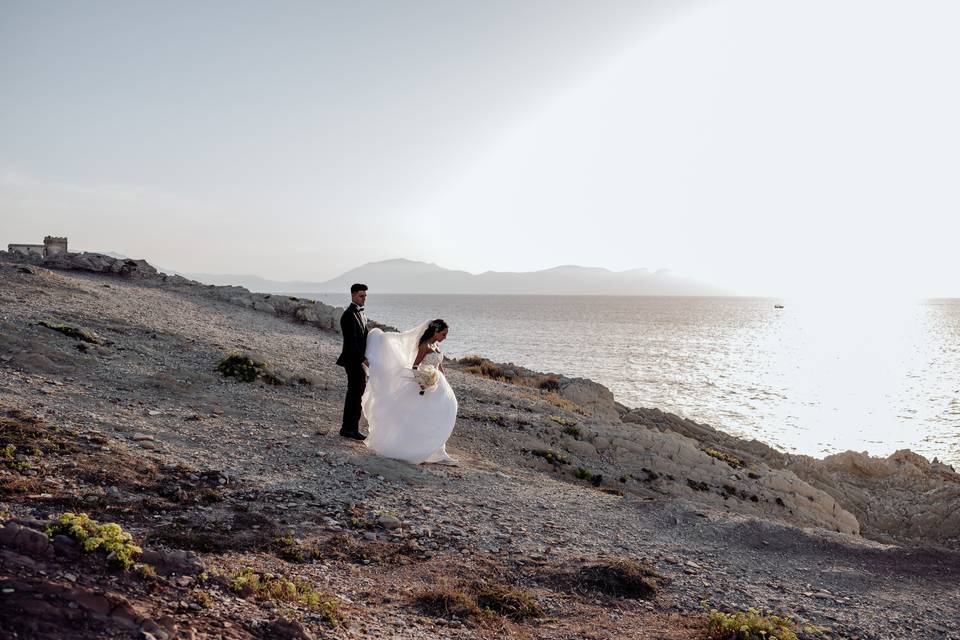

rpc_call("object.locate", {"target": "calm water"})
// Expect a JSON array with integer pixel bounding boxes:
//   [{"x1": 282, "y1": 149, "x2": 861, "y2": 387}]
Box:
[{"x1": 305, "y1": 293, "x2": 960, "y2": 465}]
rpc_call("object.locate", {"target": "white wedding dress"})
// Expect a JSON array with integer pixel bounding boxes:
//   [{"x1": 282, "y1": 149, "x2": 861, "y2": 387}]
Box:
[{"x1": 361, "y1": 322, "x2": 458, "y2": 464}]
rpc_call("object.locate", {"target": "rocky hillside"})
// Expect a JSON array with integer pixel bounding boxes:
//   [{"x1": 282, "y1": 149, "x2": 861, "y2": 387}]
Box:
[{"x1": 1, "y1": 251, "x2": 958, "y2": 639}]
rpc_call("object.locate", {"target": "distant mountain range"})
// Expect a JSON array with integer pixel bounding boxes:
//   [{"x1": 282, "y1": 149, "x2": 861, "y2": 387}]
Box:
[{"x1": 172, "y1": 258, "x2": 728, "y2": 296}]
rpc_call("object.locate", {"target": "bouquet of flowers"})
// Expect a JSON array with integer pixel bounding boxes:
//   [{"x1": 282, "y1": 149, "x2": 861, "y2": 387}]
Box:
[{"x1": 414, "y1": 365, "x2": 439, "y2": 395}]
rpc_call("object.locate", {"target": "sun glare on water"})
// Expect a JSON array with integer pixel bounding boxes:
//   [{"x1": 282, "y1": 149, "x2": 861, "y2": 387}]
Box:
[{"x1": 759, "y1": 294, "x2": 945, "y2": 458}]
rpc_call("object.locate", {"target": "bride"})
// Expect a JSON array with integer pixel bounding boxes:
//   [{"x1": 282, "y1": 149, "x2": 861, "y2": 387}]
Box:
[{"x1": 361, "y1": 319, "x2": 459, "y2": 465}]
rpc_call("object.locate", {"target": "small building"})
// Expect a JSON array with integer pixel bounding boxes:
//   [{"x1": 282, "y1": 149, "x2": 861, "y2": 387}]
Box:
[
  {"x1": 7, "y1": 236, "x2": 69, "y2": 259},
  {"x1": 43, "y1": 236, "x2": 68, "y2": 257},
  {"x1": 7, "y1": 243, "x2": 44, "y2": 257}
]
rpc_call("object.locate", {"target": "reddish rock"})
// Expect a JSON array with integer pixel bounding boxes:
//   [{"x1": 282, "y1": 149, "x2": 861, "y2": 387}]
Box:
[
  {"x1": 109, "y1": 599, "x2": 144, "y2": 629},
  {"x1": 263, "y1": 617, "x2": 314, "y2": 640},
  {"x1": 0, "y1": 549, "x2": 40, "y2": 571},
  {"x1": 68, "y1": 588, "x2": 113, "y2": 617},
  {"x1": 12, "y1": 526, "x2": 52, "y2": 558}
]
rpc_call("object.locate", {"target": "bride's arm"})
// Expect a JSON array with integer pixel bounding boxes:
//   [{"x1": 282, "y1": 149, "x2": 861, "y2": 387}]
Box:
[{"x1": 412, "y1": 344, "x2": 428, "y2": 368}]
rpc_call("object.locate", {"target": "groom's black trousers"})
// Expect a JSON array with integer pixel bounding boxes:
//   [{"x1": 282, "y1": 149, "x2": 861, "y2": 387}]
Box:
[{"x1": 341, "y1": 362, "x2": 366, "y2": 433}]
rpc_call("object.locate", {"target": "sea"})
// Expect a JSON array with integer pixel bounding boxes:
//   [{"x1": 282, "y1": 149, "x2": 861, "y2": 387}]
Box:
[{"x1": 303, "y1": 293, "x2": 960, "y2": 465}]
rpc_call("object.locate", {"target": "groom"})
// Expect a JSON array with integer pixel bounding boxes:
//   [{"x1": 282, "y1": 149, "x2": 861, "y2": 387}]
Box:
[{"x1": 337, "y1": 283, "x2": 369, "y2": 440}]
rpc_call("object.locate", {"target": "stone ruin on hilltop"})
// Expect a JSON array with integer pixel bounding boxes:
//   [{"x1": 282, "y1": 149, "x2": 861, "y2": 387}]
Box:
[{"x1": 7, "y1": 235, "x2": 69, "y2": 259}]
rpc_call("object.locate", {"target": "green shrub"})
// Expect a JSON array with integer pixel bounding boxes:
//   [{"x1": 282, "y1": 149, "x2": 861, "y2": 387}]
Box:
[
  {"x1": 46, "y1": 512, "x2": 142, "y2": 569},
  {"x1": 529, "y1": 449, "x2": 569, "y2": 466},
  {"x1": 229, "y1": 568, "x2": 340, "y2": 625},
  {"x1": 0, "y1": 444, "x2": 31, "y2": 473},
  {"x1": 217, "y1": 353, "x2": 285, "y2": 385},
  {"x1": 706, "y1": 607, "x2": 809, "y2": 640}
]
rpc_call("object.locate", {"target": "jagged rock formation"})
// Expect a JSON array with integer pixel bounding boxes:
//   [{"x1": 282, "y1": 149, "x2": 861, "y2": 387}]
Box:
[
  {"x1": 622, "y1": 407, "x2": 960, "y2": 548},
  {"x1": 514, "y1": 416, "x2": 861, "y2": 536},
  {"x1": 784, "y1": 450, "x2": 960, "y2": 547}
]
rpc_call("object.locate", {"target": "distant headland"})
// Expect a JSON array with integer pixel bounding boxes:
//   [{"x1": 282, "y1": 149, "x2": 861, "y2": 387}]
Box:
[{"x1": 177, "y1": 258, "x2": 730, "y2": 296}]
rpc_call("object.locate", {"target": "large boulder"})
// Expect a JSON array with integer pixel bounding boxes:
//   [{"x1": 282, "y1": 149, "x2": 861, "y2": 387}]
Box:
[{"x1": 557, "y1": 377, "x2": 619, "y2": 421}]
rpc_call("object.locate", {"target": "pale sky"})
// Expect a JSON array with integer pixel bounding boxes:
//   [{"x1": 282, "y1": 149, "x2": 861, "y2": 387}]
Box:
[{"x1": 2, "y1": 0, "x2": 958, "y2": 297}]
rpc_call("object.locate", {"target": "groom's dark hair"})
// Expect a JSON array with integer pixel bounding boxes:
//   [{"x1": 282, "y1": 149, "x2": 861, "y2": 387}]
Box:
[{"x1": 350, "y1": 283, "x2": 368, "y2": 294}]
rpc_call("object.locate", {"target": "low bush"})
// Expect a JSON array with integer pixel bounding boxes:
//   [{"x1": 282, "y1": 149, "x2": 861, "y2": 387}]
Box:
[
  {"x1": 706, "y1": 607, "x2": 811, "y2": 640},
  {"x1": 538, "y1": 377, "x2": 561, "y2": 392},
  {"x1": 45, "y1": 512, "x2": 142, "y2": 570},
  {"x1": 574, "y1": 467, "x2": 604, "y2": 486},
  {"x1": 529, "y1": 449, "x2": 569, "y2": 466},
  {"x1": 217, "y1": 353, "x2": 285, "y2": 385},
  {"x1": 229, "y1": 568, "x2": 341, "y2": 625}
]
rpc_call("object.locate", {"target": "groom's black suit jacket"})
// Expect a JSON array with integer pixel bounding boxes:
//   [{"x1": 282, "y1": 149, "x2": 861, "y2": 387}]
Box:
[{"x1": 336, "y1": 303, "x2": 368, "y2": 367}]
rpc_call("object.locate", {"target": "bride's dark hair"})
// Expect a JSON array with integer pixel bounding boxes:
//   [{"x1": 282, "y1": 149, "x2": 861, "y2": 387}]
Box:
[{"x1": 419, "y1": 319, "x2": 449, "y2": 345}]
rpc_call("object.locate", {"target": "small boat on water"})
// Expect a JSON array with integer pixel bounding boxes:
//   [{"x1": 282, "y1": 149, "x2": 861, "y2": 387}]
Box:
[{"x1": 774, "y1": 304, "x2": 784, "y2": 309}]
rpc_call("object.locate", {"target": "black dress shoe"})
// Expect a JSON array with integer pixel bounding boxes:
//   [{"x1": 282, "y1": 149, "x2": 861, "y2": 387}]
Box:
[{"x1": 339, "y1": 430, "x2": 366, "y2": 441}]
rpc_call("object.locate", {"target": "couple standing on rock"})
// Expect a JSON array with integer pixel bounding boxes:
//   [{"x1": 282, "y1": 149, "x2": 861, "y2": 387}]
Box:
[{"x1": 336, "y1": 283, "x2": 459, "y2": 466}]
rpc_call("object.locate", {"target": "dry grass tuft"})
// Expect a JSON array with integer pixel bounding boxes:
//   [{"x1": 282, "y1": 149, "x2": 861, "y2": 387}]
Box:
[
  {"x1": 458, "y1": 356, "x2": 504, "y2": 379},
  {"x1": 473, "y1": 582, "x2": 544, "y2": 620},
  {"x1": 414, "y1": 582, "x2": 484, "y2": 619},
  {"x1": 704, "y1": 447, "x2": 746, "y2": 469},
  {"x1": 573, "y1": 558, "x2": 662, "y2": 599},
  {"x1": 414, "y1": 579, "x2": 543, "y2": 622},
  {"x1": 320, "y1": 532, "x2": 421, "y2": 565},
  {"x1": 38, "y1": 320, "x2": 104, "y2": 344}
]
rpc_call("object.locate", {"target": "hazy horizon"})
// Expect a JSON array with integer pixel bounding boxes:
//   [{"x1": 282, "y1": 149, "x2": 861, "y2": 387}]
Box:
[{"x1": 3, "y1": 0, "x2": 959, "y2": 298}]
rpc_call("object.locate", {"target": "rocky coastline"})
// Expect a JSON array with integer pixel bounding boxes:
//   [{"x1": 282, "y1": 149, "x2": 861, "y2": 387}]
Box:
[{"x1": 1, "y1": 250, "x2": 958, "y2": 639}]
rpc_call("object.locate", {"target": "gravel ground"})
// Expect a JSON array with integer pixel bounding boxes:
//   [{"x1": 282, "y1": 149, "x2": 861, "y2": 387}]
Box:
[{"x1": 1, "y1": 262, "x2": 958, "y2": 639}]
